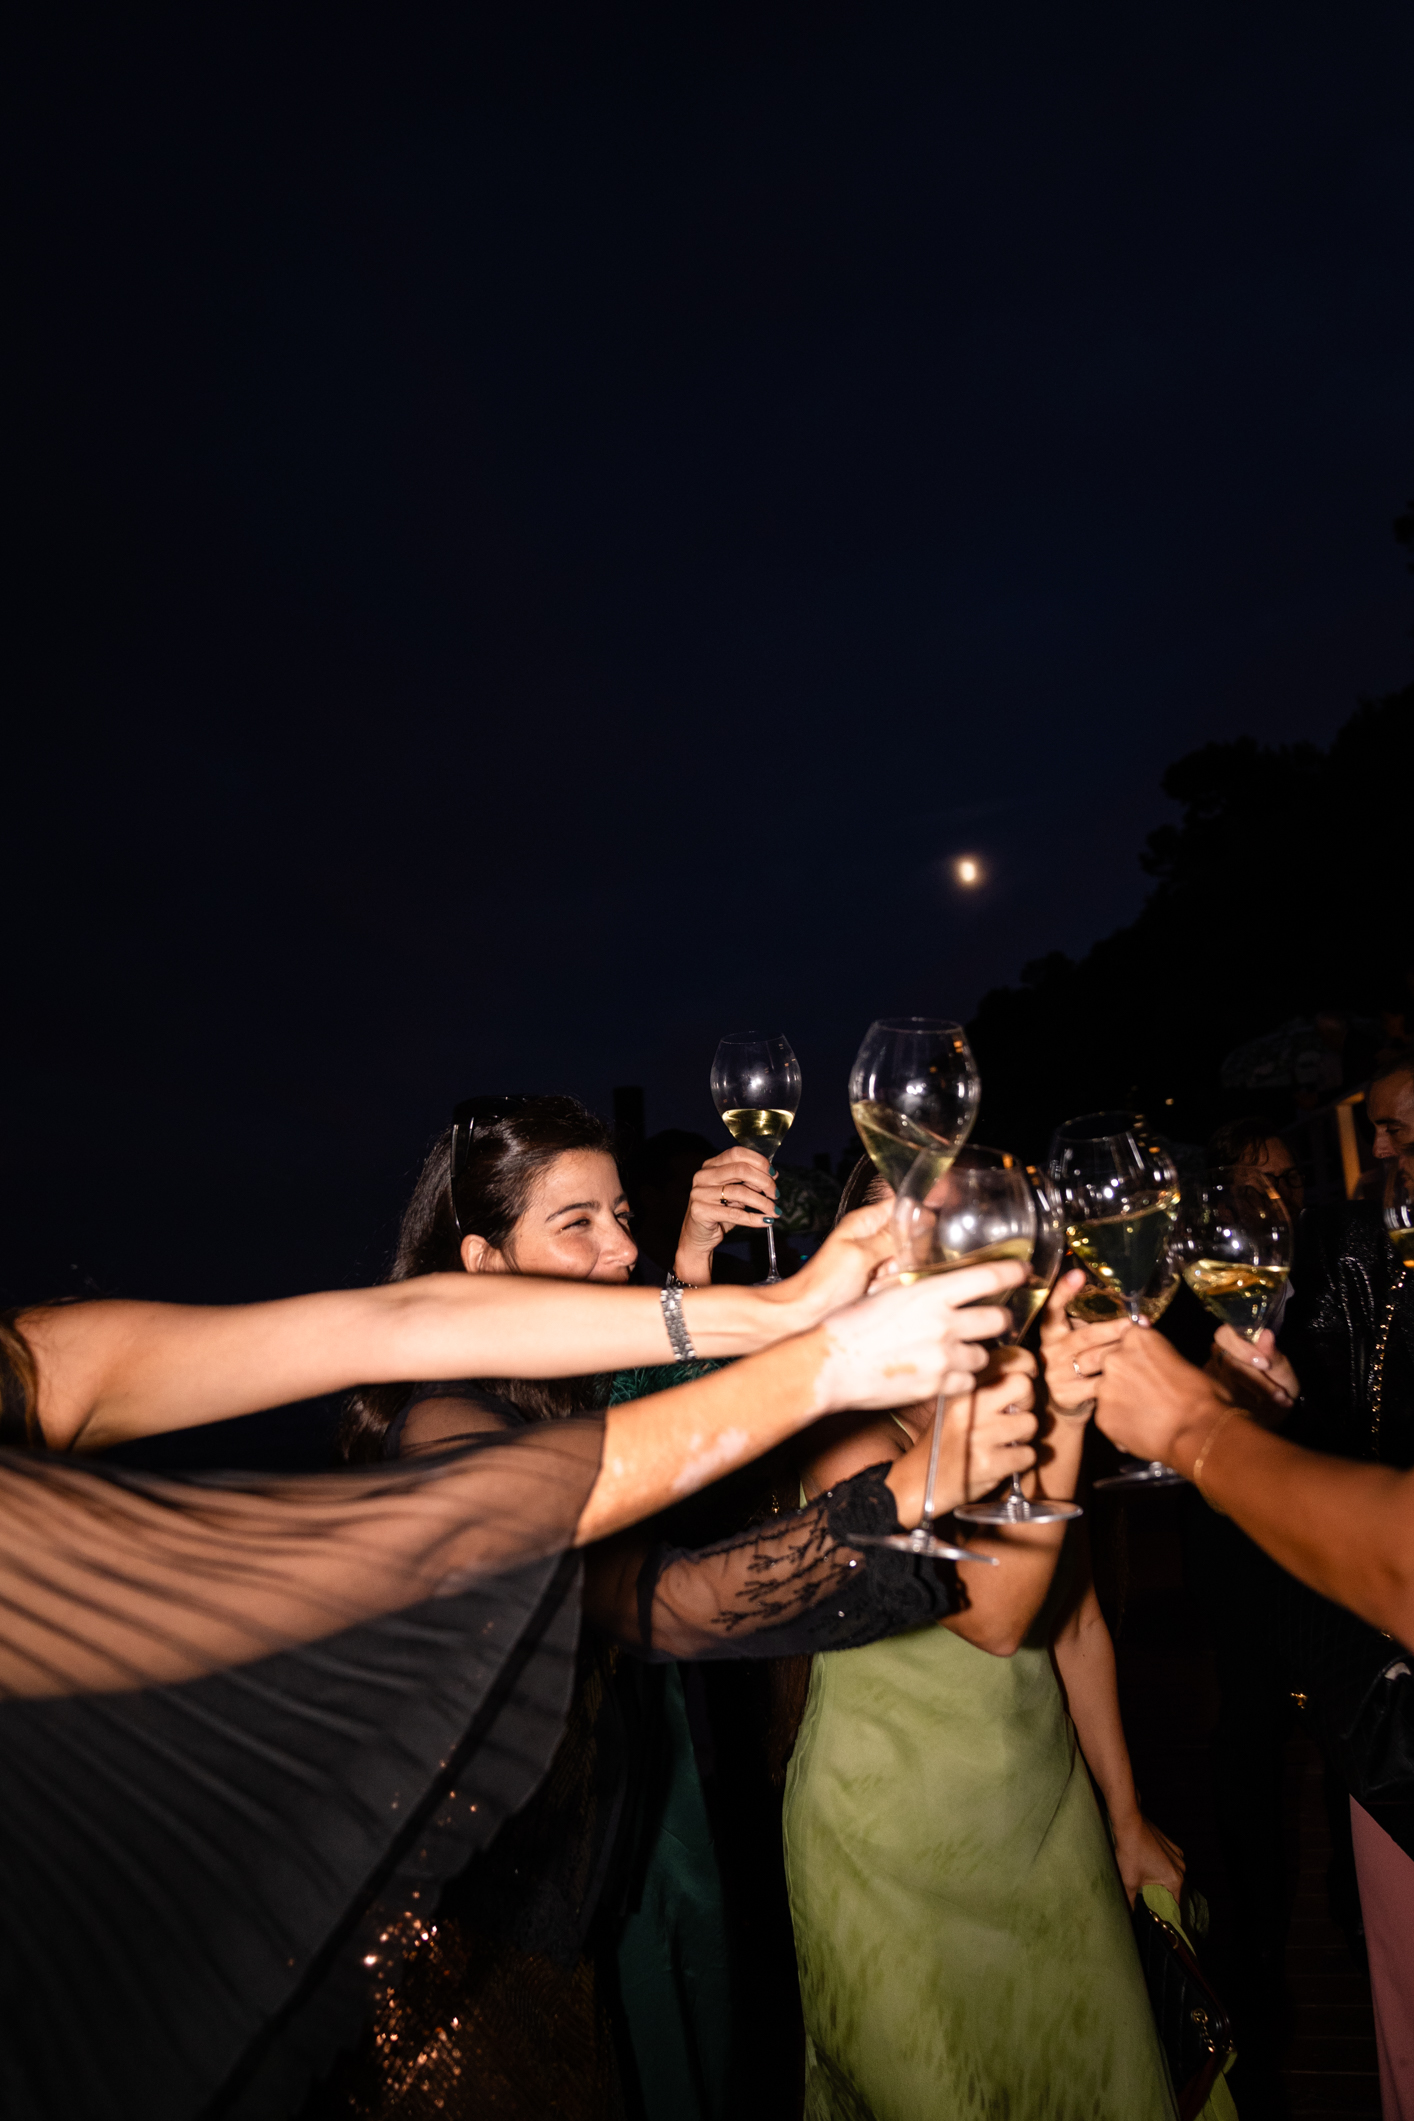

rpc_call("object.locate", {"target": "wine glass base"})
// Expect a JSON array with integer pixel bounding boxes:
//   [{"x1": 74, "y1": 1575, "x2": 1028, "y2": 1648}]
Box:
[
  {"x1": 850, "y1": 1530, "x2": 999, "y2": 1565},
  {"x1": 756, "y1": 1271, "x2": 783, "y2": 1286},
  {"x1": 955, "y1": 1493, "x2": 1084, "y2": 1526},
  {"x1": 1093, "y1": 1459, "x2": 1187, "y2": 1491}
]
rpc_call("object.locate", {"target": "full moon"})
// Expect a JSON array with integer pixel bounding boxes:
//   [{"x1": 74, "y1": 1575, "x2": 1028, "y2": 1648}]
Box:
[{"x1": 955, "y1": 857, "x2": 981, "y2": 886}]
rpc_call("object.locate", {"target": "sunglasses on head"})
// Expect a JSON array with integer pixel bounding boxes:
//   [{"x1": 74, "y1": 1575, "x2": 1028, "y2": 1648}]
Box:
[{"x1": 449, "y1": 1094, "x2": 534, "y2": 1236}]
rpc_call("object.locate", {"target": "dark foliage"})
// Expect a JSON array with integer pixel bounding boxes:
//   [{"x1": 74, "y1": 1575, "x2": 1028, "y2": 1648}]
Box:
[{"x1": 968, "y1": 685, "x2": 1414, "y2": 1161}]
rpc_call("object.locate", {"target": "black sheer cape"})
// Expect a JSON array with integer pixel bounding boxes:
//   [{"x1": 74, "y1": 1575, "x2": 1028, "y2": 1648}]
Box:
[
  {"x1": 0, "y1": 1424, "x2": 602, "y2": 2121},
  {"x1": 306, "y1": 1385, "x2": 953, "y2": 2118}
]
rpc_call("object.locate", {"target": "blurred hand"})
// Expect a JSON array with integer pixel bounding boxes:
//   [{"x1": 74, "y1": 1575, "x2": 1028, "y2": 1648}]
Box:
[
  {"x1": 675, "y1": 1147, "x2": 778, "y2": 1281},
  {"x1": 887, "y1": 1360, "x2": 1038, "y2": 1525},
  {"x1": 1038, "y1": 1271, "x2": 1124, "y2": 1417},
  {"x1": 1112, "y1": 1813, "x2": 1186, "y2": 1907},
  {"x1": 1091, "y1": 1322, "x2": 1220, "y2": 1464},
  {"x1": 1206, "y1": 1324, "x2": 1300, "y2": 1418},
  {"x1": 811, "y1": 1258, "x2": 1025, "y2": 1417},
  {"x1": 755, "y1": 1200, "x2": 900, "y2": 1329}
]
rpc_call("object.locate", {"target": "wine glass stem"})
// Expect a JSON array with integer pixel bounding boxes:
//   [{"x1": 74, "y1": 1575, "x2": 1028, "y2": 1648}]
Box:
[
  {"x1": 1122, "y1": 1296, "x2": 1164, "y2": 1474},
  {"x1": 918, "y1": 1390, "x2": 949, "y2": 1536},
  {"x1": 761, "y1": 1154, "x2": 781, "y2": 1284}
]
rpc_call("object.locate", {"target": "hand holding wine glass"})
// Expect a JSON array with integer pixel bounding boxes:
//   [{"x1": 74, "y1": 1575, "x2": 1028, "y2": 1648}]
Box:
[
  {"x1": 849, "y1": 1154, "x2": 1040, "y2": 1562},
  {"x1": 950, "y1": 1152, "x2": 1082, "y2": 1528},
  {"x1": 1179, "y1": 1169, "x2": 1292, "y2": 1341},
  {"x1": 1049, "y1": 1113, "x2": 1182, "y2": 1490},
  {"x1": 710, "y1": 1032, "x2": 801, "y2": 1286},
  {"x1": 674, "y1": 1146, "x2": 781, "y2": 1283}
]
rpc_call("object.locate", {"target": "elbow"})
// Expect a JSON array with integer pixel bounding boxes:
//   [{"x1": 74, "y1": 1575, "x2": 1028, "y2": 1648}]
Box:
[
  {"x1": 969, "y1": 1624, "x2": 1027, "y2": 1659},
  {"x1": 1376, "y1": 1563, "x2": 1414, "y2": 1651}
]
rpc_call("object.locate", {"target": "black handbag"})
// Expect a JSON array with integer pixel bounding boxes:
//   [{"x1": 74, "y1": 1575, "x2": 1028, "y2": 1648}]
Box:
[{"x1": 1131, "y1": 1896, "x2": 1235, "y2": 2121}]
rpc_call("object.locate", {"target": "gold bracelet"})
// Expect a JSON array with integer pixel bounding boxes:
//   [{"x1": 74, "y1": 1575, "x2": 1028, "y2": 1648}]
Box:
[{"x1": 1190, "y1": 1407, "x2": 1239, "y2": 1507}]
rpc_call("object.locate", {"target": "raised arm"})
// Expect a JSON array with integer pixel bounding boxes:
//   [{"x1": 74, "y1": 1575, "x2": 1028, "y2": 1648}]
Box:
[
  {"x1": 1093, "y1": 1322, "x2": 1414, "y2": 1646},
  {"x1": 19, "y1": 1202, "x2": 909, "y2": 1452}
]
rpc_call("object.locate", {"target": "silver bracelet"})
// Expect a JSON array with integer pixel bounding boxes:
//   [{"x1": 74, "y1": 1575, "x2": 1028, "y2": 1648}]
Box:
[{"x1": 659, "y1": 1282, "x2": 697, "y2": 1362}]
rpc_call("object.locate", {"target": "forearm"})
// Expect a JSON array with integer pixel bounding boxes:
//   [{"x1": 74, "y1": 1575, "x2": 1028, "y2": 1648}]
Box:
[
  {"x1": 32, "y1": 1275, "x2": 820, "y2": 1451},
  {"x1": 1167, "y1": 1400, "x2": 1414, "y2": 1645},
  {"x1": 1053, "y1": 1588, "x2": 1141, "y2": 1825},
  {"x1": 576, "y1": 1330, "x2": 825, "y2": 1543}
]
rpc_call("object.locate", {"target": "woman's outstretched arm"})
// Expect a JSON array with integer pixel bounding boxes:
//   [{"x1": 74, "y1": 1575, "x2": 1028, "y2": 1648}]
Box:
[
  {"x1": 19, "y1": 1202, "x2": 913, "y2": 1452},
  {"x1": 1093, "y1": 1321, "x2": 1414, "y2": 1646},
  {"x1": 577, "y1": 1264, "x2": 1022, "y2": 1543}
]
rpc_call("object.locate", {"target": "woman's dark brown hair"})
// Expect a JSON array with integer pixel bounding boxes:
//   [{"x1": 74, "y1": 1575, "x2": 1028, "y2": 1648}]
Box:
[
  {"x1": 0, "y1": 1311, "x2": 39, "y2": 1447},
  {"x1": 340, "y1": 1096, "x2": 618, "y2": 1462}
]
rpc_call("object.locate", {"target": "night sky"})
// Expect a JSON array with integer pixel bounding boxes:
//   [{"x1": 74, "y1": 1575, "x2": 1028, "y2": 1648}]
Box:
[{"x1": 6, "y1": 4, "x2": 1413, "y2": 1305}]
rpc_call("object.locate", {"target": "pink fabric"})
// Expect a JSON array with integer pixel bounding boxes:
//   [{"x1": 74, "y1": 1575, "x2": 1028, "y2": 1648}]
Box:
[{"x1": 1351, "y1": 1798, "x2": 1414, "y2": 2121}]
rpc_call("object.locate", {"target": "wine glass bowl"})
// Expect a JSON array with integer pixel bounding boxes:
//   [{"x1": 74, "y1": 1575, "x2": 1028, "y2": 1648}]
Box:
[
  {"x1": 848, "y1": 1018, "x2": 980, "y2": 1192},
  {"x1": 1049, "y1": 1113, "x2": 1181, "y2": 1319},
  {"x1": 1067, "y1": 1238, "x2": 1181, "y2": 1326},
  {"x1": 1179, "y1": 1168, "x2": 1292, "y2": 1342},
  {"x1": 710, "y1": 1032, "x2": 801, "y2": 1285},
  {"x1": 1384, "y1": 1158, "x2": 1414, "y2": 1272},
  {"x1": 893, "y1": 1150, "x2": 1037, "y2": 1282},
  {"x1": 945, "y1": 1151, "x2": 1083, "y2": 1528},
  {"x1": 1049, "y1": 1112, "x2": 1184, "y2": 1491}
]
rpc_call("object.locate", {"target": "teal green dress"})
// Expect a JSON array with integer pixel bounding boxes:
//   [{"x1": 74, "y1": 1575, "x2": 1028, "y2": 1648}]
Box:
[
  {"x1": 606, "y1": 1362, "x2": 736, "y2": 2120},
  {"x1": 783, "y1": 1618, "x2": 1178, "y2": 2121}
]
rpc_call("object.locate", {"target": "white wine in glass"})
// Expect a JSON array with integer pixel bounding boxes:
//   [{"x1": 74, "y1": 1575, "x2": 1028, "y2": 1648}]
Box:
[
  {"x1": 853, "y1": 1152, "x2": 1045, "y2": 1563},
  {"x1": 1180, "y1": 1169, "x2": 1292, "y2": 1342},
  {"x1": 1050, "y1": 1112, "x2": 1183, "y2": 1491},
  {"x1": 848, "y1": 1018, "x2": 980, "y2": 1192},
  {"x1": 710, "y1": 1033, "x2": 802, "y2": 1285},
  {"x1": 1068, "y1": 1239, "x2": 1181, "y2": 1325},
  {"x1": 720, "y1": 1107, "x2": 795, "y2": 1157},
  {"x1": 1383, "y1": 1158, "x2": 1414, "y2": 1271},
  {"x1": 949, "y1": 1151, "x2": 1083, "y2": 1530}
]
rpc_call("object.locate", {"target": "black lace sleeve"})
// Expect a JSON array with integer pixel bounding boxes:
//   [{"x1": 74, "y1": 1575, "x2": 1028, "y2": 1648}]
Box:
[{"x1": 588, "y1": 1462, "x2": 957, "y2": 1662}]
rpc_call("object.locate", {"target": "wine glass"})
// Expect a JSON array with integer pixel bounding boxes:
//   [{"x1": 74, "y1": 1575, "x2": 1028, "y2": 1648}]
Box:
[
  {"x1": 1049, "y1": 1112, "x2": 1182, "y2": 1490},
  {"x1": 710, "y1": 1032, "x2": 802, "y2": 1285},
  {"x1": 1179, "y1": 1168, "x2": 1293, "y2": 1342},
  {"x1": 1385, "y1": 1157, "x2": 1414, "y2": 1273},
  {"x1": 847, "y1": 1017, "x2": 980, "y2": 1192},
  {"x1": 851, "y1": 1155, "x2": 1042, "y2": 1564},
  {"x1": 953, "y1": 1151, "x2": 1083, "y2": 1528},
  {"x1": 1066, "y1": 1231, "x2": 1182, "y2": 1326}
]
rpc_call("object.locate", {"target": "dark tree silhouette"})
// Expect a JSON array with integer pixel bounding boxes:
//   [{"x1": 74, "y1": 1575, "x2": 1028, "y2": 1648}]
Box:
[{"x1": 968, "y1": 684, "x2": 1413, "y2": 1161}]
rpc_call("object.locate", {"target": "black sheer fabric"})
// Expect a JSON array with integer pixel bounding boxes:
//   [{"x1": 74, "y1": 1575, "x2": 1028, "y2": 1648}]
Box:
[
  {"x1": 613, "y1": 1461, "x2": 949, "y2": 1660},
  {"x1": 392, "y1": 1391, "x2": 953, "y2": 1666},
  {"x1": 310, "y1": 1395, "x2": 954, "y2": 2119},
  {"x1": 0, "y1": 1424, "x2": 602, "y2": 2121}
]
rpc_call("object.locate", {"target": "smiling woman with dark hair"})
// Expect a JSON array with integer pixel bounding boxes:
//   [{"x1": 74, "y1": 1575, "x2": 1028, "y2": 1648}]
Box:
[
  {"x1": 314, "y1": 1098, "x2": 1035, "y2": 2121},
  {"x1": 341, "y1": 1095, "x2": 634, "y2": 1452}
]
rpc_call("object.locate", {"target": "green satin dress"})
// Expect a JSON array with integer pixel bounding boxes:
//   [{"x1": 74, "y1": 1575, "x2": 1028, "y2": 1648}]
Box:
[{"x1": 783, "y1": 1617, "x2": 1178, "y2": 2121}]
